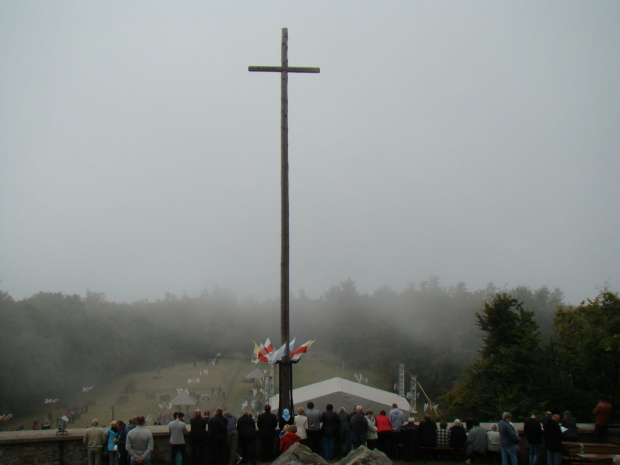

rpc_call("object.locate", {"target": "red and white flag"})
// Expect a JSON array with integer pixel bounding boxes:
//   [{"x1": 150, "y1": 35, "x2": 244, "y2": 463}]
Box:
[{"x1": 290, "y1": 339, "x2": 316, "y2": 362}]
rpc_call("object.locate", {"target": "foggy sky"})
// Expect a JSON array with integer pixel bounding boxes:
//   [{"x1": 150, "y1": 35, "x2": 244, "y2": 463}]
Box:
[{"x1": 1, "y1": 1, "x2": 619, "y2": 306}]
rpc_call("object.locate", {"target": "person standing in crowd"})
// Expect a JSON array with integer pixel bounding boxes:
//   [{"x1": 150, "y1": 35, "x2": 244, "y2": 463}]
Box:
[
  {"x1": 486, "y1": 424, "x2": 501, "y2": 461},
  {"x1": 279, "y1": 425, "x2": 301, "y2": 453},
  {"x1": 189, "y1": 410, "x2": 207, "y2": 465},
  {"x1": 279, "y1": 424, "x2": 290, "y2": 444},
  {"x1": 524, "y1": 410, "x2": 543, "y2": 465},
  {"x1": 465, "y1": 419, "x2": 487, "y2": 463},
  {"x1": 389, "y1": 404, "x2": 405, "y2": 457},
  {"x1": 237, "y1": 411, "x2": 256, "y2": 465},
  {"x1": 436, "y1": 420, "x2": 450, "y2": 448},
  {"x1": 209, "y1": 408, "x2": 228, "y2": 465},
  {"x1": 337, "y1": 407, "x2": 351, "y2": 454},
  {"x1": 223, "y1": 411, "x2": 239, "y2": 465},
  {"x1": 400, "y1": 418, "x2": 419, "y2": 461},
  {"x1": 544, "y1": 414, "x2": 563, "y2": 465},
  {"x1": 126, "y1": 416, "x2": 154, "y2": 465},
  {"x1": 169, "y1": 412, "x2": 188, "y2": 465},
  {"x1": 127, "y1": 418, "x2": 136, "y2": 431},
  {"x1": 562, "y1": 411, "x2": 579, "y2": 441},
  {"x1": 116, "y1": 420, "x2": 130, "y2": 465},
  {"x1": 593, "y1": 396, "x2": 613, "y2": 443},
  {"x1": 419, "y1": 415, "x2": 437, "y2": 448},
  {"x1": 294, "y1": 407, "x2": 309, "y2": 445},
  {"x1": 499, "y1": 412, "x2": 519, "y2": 465},
  {"x1": 279, "y1": 408, "x2": 293, "y2": 431},
  {"x1": 350, "y1": 405, "x2": 368, "y2": 449},
  {"x1": 84, "y1": 418, "x2": 106, "y2": 465},
  {"x1": 450, "y1": 419, "x2": 467, "y2": 458},
  {"x1": 105, "y1": 421, "x2": 120, "y2": 465},
  {"x1": 257, "y1": 404, "x2": 278, "y2": 462},
  {"x1": 375, "y1": 410, "x2": 392, "y2": 454},
  {"x1": 366, "y1": 409, "x2": 378, "y2": 450},
  {"x1": 542, "y1": 411, "x2": 553, "y2": 431},
  {"x1": 320, "y1": 404, "x2": 339, "y2": 460},
  {"x1": 306, "y1": 401, "x2": 321, "y2": 453}
]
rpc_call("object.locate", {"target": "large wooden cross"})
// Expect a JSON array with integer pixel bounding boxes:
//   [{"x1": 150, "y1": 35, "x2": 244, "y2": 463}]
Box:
[{"x1": 249, "y1": 28, "x2": 320, "y2": 416}]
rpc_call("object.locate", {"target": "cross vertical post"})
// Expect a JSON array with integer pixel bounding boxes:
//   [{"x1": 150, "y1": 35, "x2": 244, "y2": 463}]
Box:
[{"x1": 249, "y1": 28, "x2": 320, "y2": 417}]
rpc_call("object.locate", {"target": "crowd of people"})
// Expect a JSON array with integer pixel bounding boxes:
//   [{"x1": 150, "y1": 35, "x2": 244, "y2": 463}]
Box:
[
  {"x1": 275, "y1": 402, "x2": 407, "y2": 458},
  {"x1": 81, "y1": 396, "x2": 615, "y2": 465},
  {"x1": 83, "y1": 415, "x2": 153, "y2": 465},
  {"x1": 27, "y1": 403, "x2": 91, "y2": 431}
]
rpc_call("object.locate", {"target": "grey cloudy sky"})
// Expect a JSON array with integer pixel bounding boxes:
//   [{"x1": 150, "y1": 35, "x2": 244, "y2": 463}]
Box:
[{"x1": 1, "y1": 1, "x2": 618, "y2": 306}]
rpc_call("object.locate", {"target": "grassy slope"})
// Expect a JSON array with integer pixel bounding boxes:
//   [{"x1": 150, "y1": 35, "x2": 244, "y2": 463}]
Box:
[{"x1": 3, "y1": 353, "x2": 391, "y2": 430}]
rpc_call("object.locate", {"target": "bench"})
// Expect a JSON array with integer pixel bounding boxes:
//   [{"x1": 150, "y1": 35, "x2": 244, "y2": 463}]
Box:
[{"x1": 562, "y1": 442, "x2": 620, "y2": 464}]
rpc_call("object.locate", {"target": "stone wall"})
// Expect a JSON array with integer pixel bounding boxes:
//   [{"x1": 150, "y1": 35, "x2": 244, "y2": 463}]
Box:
[{"x1": 0, "y1": 427, "x2": 175, "y2": 465}]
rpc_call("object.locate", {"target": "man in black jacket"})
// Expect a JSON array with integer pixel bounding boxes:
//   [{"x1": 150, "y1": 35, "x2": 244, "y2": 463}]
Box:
[
  {"x1": 237, "y1": 412, "x2": 256, "y2": 465},
  {"x1": 524, "y1": 411, "x2": 543, "y2": 465},
  {"x1": 256, "y1": 405, "x2": 278, "y2": 462},
  {"x1": 418, "y1": 415, "x2": 437, "y2": 448},
  {"x1": 209, "y1": 408, "x2": 228, "y2": 465},
  {"x1": 320, "y1": 404, "x2": 339, "y2": 460},
  {"x1": 350, "y1": 406, "x2": 368, "y2": 450},
  {"x1": 189, "y1": 410, "x2": 207, "y2": 465},
  {"x1": 561, "y1": 411, "x2": 579, "y2": 441},
  {"x1": 337, "y1": 407, "x2": 351, "y2": 454},
  {"x1": 544, "y1": 414, "x2": 563, "y2": 465}
]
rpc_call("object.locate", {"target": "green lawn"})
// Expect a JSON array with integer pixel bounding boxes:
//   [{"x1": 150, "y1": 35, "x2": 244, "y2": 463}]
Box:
[{"x1": 3, "y1": 353, "x2": 377, "y2": 431}]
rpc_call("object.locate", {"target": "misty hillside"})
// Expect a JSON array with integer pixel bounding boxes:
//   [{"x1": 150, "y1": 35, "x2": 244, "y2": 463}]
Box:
[
  {"x1": 0, "y1": 278, "x2": 563, "y2": 421},
  {"x1": 1, "y1": 354, "x2": 372, "y2": 431}
]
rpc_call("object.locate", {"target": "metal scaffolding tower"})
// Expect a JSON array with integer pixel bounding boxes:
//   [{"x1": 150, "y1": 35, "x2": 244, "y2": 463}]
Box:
[
  {"x1": 398, "y1": 363, "x2": 405, "y2": 397},
  {"x1": 409, "y1": 375, "x2": 418, "y2": 417}
]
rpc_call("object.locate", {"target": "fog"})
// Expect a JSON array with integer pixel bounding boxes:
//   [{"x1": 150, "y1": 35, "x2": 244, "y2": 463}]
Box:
[
  {"x1": 0, "y1": 281, "x2": 562, "y2": 416},
  {"x1": 1, "y1": 1, "x2": 619, "y2": 305}
]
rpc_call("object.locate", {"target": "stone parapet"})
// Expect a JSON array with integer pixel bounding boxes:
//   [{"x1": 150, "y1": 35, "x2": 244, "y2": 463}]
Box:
[{"x1": 0, "y1": 426, "x2": 172, "y2": 465}]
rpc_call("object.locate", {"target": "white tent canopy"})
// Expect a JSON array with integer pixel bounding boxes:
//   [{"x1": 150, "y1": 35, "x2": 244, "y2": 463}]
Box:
[
  {"x1": 268, "y1": 377, "x2": 410, "y2": 415},
  {"x1": 245, "y1": 368, "x2": 266, "y2": 380},
  {"x1": 170, "y1": 391, "x2": 198, "y2": 418},
  {"x1": 170, "y1": 392, "x2": 198, "y2": 406}
]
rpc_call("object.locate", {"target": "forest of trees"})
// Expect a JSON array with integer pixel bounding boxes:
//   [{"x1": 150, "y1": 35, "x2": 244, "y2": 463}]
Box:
[
  {"x1": 442, "y1": 289, "x2": 620, "y2": 421},
  {"x1": 0, "y1": 278, "x2": 616, "y2": 423}
]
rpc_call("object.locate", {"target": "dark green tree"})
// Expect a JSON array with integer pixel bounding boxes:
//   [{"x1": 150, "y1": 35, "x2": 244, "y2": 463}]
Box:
[
  {"x1": 442, "y1": 292, "x2": 544, "y2": 420},
  {"x1": 552, "y1": 289, "x2": 620, "y2": 419}
]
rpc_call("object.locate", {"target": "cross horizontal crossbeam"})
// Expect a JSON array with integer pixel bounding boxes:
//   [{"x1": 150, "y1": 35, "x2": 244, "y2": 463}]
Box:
[{"x1": 248, "y1": 66, "x2": 320, "y2": 73}]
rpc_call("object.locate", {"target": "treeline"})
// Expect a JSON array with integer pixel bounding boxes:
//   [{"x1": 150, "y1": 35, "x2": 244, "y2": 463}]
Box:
[
  {"x1": 1, "y1": 278, "x2": 608, "y2": 422},
  {"x1": 442, "y1": 289, "x2": 620, "y2": 423}
]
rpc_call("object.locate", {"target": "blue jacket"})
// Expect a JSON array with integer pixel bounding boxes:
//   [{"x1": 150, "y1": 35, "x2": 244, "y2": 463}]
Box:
[
  {"x1": 223, "y1": 413, "x2": 237, "y2": 433},
  {"x1": 105, "y1": 427, "x2": 120, "y2": 451},
  {"x1": 498, "y1": 419, "x2": 519, "y2": 448},
  {"x1": 389, "y1": 408, "x2": 404, "y2": 432}
]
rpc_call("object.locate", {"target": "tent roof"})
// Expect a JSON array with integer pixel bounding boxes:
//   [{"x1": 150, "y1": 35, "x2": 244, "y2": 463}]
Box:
[
  {"x1": 246, "y1": 368, "x2": 266, "y2": 379},
  {"x1": 170, "y1": 392, "x2": 198, "y2": 406},
  {"x1": 269, "y1": 377, "x2": 410, "y2": 415}
]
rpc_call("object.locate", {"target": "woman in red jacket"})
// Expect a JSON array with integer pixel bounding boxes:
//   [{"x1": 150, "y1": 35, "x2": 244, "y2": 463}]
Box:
[
  {"x1": 375, "y1": 410, "x2": 392, "y2": 454},
  {"x1": 280, "y1": 425, "x2": 301, "y2": 453}
]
